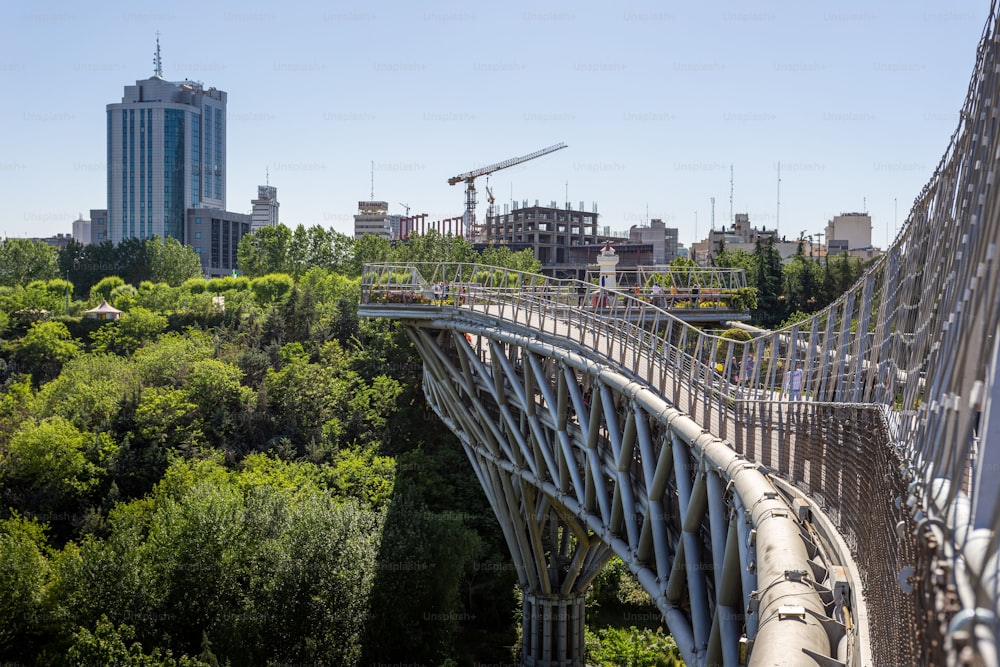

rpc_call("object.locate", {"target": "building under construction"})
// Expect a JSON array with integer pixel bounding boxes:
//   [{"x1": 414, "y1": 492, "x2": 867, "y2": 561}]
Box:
[
  {"x1": 480, "y1": 202, "x2": 677, "y2": 282},
  {"x1": 484, "y1": 202, "x2": 599, "y2": 264}
]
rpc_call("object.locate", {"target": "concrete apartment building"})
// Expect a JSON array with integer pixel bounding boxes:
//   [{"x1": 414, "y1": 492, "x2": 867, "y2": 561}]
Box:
[
  {"x1": 628, "y1": 218, "x2": 679, "y2": 265},
  {"x1": 71, "y1": 215, "x2": 91, "y2": 245},
  {"x1": 480, "y1": 202, "x2": 683, "y2": 280},
  {"x1": 825, "y1": 212, "x2": 873, "y2": 253},
  {"x1": 690, "y1": 213, "x2": 804, "y2": 265}
]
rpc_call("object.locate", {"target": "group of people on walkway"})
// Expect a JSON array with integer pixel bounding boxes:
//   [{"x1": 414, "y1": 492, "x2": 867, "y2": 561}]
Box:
[
  {"x1": 431, "y1": 282, "x2": 448, "y2": 304},
  {"x1": 431, "y1": 282, "x2": 468, "y2": 305},
  {"x1": 715, "y1": 356, "x2": 804, "y2": 401}
]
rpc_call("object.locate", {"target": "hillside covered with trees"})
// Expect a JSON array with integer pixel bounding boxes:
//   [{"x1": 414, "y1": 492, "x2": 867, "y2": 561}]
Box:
[{"x1": 0, "y1": 227, "x2": 683, "y2": 666}]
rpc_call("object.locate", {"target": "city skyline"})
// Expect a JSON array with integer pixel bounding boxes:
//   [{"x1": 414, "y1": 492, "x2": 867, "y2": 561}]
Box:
[{"x1": 0, "y1": 0, "x2": 987, "y2": 249}]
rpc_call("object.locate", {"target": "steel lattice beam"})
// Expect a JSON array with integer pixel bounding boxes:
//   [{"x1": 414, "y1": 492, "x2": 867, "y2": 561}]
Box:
[{"x1": 399, "y1": 318, "x2": 846, "y2": 666}]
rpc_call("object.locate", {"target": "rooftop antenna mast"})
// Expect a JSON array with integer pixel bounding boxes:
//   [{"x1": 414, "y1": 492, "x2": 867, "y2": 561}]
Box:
[
  {"x1": 153, "y1": 31, "x2": 163, "y2": 77},
  {"x1": 776, "y1": 161, "x2": 781, "y2": 235},
  {"x1": 710, "y1": 196, "x2": 716, "y2": 231},
  {"x1": 729, "y1": 164, "x2": 734, "y2": 225},
  {"x1": 266, "y1": 166, "x2": 270, "y2": 187},
  {"x1": 370, "y1": 160, "x2": 374, "y2": 200}
]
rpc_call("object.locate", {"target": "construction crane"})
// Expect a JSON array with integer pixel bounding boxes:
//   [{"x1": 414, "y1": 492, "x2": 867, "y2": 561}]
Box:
[
  {"x1": 400, "y1": 202, "x2": 410, "y2": 216},
  {"x1": 448, "y1": 142, "x2": 567, "y2": 239}
]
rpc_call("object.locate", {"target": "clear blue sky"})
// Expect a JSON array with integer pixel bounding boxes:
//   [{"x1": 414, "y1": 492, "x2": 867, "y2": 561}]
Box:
[{"x1": 0, "y1": 0, "x2": 988, "y2": 249}]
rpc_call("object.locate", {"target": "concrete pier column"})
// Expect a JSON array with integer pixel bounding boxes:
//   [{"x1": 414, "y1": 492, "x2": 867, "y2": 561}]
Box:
[{"x1": 521, "y1": 591, "x2": 588, "y2": 667}]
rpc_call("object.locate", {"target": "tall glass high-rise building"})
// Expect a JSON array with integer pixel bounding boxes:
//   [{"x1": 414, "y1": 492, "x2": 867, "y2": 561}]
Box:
[{"x1": 106, "y1": 70, "x2": 226, "y2": 244}]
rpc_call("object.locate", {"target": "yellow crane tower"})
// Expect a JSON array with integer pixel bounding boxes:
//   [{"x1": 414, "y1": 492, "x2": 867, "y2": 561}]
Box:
[{"x1": 448, "y1": 142, "x2": 567, "y2": 240}]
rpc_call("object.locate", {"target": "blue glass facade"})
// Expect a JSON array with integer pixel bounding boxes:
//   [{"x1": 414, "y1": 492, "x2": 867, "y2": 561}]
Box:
[
  {"x1": 147, "y1": 109, "x2": 153, "y2": 237},
  {"x1": 214, "y1": 106, "x2": 223, "y2": 200},
  {"x1": 139, "y1": 108, "x2": 145, "y2": 237},
  {"x1": 163, "y1": 109, "x2": 185, "y2": 242},
  {"x1": 106, "y1": 114, "x2": 111, "y2": 241},
  {"x1": 107, "y1": 77, "x2": 226, "y2": 244},
  {"x1": 191, "y1": 112, "x2": 201, "y2": 207}
]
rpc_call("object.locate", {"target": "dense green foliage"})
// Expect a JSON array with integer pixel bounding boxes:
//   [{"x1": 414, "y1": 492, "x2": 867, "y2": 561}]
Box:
[
  {"x1": 714, "y1": 238, "x2": 868, "y2": 327},
  {"x1": 0, "y1": 239, "x2": 59, "y2": 287},
  {"x1": 0, "y1": 234, "x2": 557, "y2": 665},
  {"x1": 59, "y1": 237, "x2": 201, "y2": 297},
  {"x1": 236, "y1": 224, "x2": 540, "y2": 279}
]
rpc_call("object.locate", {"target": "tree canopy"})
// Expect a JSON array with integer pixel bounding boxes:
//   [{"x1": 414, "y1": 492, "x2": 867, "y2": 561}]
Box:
[{"x1": 0, "y1": 239, "x2": 59, "y2": 287}]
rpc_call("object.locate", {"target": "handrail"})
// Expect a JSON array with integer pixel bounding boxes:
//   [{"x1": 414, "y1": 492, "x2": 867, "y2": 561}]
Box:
[{"x1": 360, "y1": 261, "x2": 855, "y2": 430}]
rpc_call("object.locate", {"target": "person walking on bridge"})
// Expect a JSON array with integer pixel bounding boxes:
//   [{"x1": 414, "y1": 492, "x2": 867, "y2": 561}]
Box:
[
  {"x1": 651, "y1": 283, "x2": 665, "y2": 307},
  {"x1": 783, "y1": 363, "x2": 804, "y2": 400}
]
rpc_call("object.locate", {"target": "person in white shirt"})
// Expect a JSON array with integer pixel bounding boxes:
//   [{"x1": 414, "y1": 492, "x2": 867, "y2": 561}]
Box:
[
  {"x1": 783, "y1": 363, "x2": 804, "y2": 400},
  {"x1": 651, "y1": 283, "x2": 665, "y2": 307}
]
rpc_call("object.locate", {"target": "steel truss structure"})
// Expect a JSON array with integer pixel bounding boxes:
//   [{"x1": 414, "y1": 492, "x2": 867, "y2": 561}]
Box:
[{"x1": 397, "y1": 314, "x2": 857, "y2": 666}]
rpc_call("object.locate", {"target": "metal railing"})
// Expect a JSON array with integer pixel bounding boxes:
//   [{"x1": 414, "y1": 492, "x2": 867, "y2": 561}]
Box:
[
  {"x1": 584, "y1": 265, "x2": 749, "y2": 290},
  {"x1": 361, "y1": 263, "x2": 751, "y2": 313}
]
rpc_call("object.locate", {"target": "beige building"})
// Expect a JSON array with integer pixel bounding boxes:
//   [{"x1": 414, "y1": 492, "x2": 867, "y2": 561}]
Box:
[
  {"x1": 354, "y1": 200, "x2": 400, "y2": 239},
  {"x1": 824, "y1": 212, "x2": 872, "y2": 252},
  {"x1": 71, "y1": 214, "x2": 91, "y2": 245},
  {"x1": 250, "y1": 185, "x2": 279, "y2": 232},
  {"x1": 628, "y1": 219, "x2": 679, "y2": 264}
]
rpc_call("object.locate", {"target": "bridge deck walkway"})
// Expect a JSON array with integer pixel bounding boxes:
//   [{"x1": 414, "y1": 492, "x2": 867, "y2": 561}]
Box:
[{"x1": 419, "y1": 297, "x2": 832, "y2": 500}]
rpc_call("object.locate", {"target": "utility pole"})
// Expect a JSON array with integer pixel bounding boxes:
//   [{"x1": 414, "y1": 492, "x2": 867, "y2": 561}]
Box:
[
  {"x1": 776, "y1": 161, "x2": 781, "y2": 236},
  {"x1": 729, "y1": 165, "x2": 734, "y2": 226}
]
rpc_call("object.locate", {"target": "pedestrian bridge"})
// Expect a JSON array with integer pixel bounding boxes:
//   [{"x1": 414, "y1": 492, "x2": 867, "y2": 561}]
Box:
[{"x1": 359, "y1": 8, "x2": 1000, "y2": 665}]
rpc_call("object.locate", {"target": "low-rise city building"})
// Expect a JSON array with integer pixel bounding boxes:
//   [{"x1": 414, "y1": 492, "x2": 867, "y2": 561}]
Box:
[{"x1": 185, "y1": 208, "x2": 251, "y2": 277}]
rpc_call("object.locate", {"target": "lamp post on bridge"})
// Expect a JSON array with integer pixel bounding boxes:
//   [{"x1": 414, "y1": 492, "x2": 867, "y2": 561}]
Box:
[{"x1": 595, "y1": 242, "x2": 618, "y2": 307}]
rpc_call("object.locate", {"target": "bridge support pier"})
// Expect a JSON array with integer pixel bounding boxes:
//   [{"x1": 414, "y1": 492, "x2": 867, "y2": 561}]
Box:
[
  {"x1": 471, "y1": 468, "x2": 610, "y2": 667},
  {"x1": 408, "y1": 328, "x2": 613, "y2": 666},
  {"x1": 463, "y1": 447, "x2": 610, "y2": 667},
  {"x1": 521, "y1": 591, "x2": 588, "y2": 667}
]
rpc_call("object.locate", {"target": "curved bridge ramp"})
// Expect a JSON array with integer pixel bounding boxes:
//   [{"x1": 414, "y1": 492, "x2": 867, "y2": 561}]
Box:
[{"x1": 362, "y1": 273, "x2": 872, "y2": 667}]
